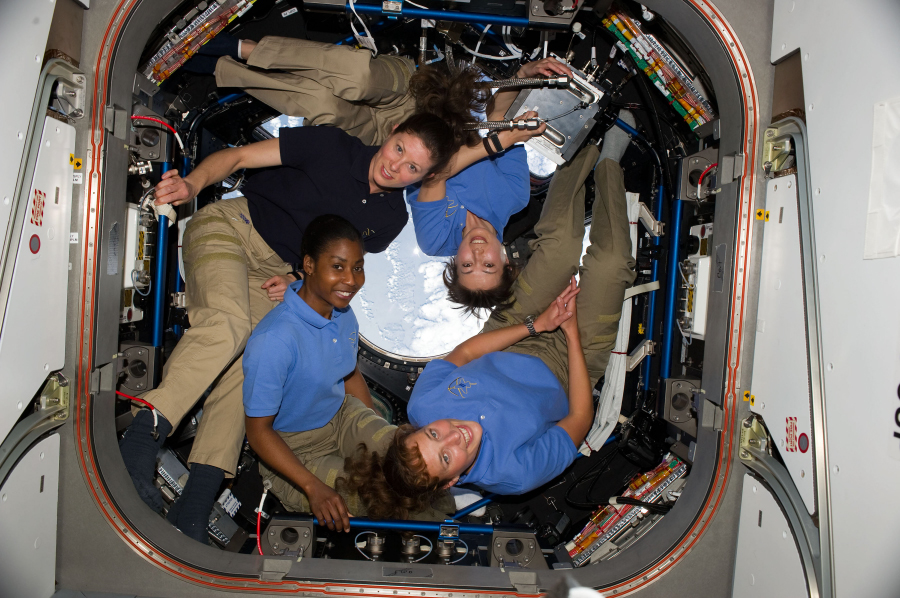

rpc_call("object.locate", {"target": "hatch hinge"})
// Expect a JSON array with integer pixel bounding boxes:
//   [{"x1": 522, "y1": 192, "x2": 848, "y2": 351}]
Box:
[
  {"x1": 508, "y1": 570, "x2": 540, "y2": 594},
  {"x1": 104, "y1": 104, "x2": 128, "y2": 139},
  {"x1": 259, "y1": 557, "x2": 293, "y2": 581}
]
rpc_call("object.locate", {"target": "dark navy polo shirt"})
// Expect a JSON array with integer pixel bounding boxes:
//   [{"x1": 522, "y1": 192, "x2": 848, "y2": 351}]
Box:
[{"x1": 242, "y1": 126, "x2": 408, "y2": 264}]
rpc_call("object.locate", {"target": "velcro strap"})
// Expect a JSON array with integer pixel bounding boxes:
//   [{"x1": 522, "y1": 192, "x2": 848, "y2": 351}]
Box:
[{"x1": 624, "y1": 280, "x2": 661, "y2": 300}]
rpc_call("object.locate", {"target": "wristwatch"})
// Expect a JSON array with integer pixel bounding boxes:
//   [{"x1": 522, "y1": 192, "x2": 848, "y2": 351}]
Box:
[
  {"x1": 524, "y1": 314, "x2": 539, "y2": 337},
  {"x1": 482, "y1": 131, "x2": 504, "y2": 155}
]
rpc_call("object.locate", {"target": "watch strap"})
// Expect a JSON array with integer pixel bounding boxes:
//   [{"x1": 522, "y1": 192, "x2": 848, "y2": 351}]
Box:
[
  {"x1": 487, "y1": 131, "x2": 504, "y2": 154},
  {"x1": 524, "y1": 315, "x2": 538, "y2": 337}
]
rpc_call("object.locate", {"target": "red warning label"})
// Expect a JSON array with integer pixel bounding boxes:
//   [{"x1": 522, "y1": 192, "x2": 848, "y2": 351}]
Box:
[
  {"x1": 30, "y1": 189, "x2": 46, "y2": 226},
  {"x1": 785, "y1": 417, "x2": 798, "y2": 452}
]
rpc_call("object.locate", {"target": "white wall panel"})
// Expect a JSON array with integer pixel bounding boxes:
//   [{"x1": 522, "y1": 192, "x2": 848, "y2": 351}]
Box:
[
  {"x1": 0, "y1": 0, "x2": 57, "y2": 270},
  {"x1": 0, "y1": 434, "x2": 61, "y2": 598},
  {"x1": 772, "y1": 1, "x2": 900, "y2": 595},
  {"x1": 750, "y1": 175, "x2": 815, "y2": 513},
  {"x1": 0, "y1": 118, "x2": 75, "y2": 442},
  {"x1": 732, "y1": 474, "x2": 809, "y2": 598}
]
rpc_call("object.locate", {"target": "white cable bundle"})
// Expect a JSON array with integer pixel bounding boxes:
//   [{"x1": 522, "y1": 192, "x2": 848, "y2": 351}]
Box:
[
  {"x1": 348, "y1": 0, "x2": 378, "y2": 55},
  {"x1": 580, "y1": 192, "x2": 641, "y2": 455}
]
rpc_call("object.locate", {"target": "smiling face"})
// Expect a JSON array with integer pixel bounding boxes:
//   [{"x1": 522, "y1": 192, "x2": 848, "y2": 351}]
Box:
[
  {"x1": 407, "y1": 419, "x2": 484, "y2": 486},
  {"x1": 369, "y1": 129, "x2": 436, "y2": 191},
  {"x1": 299, "y1": 238, "x2": 366, "y2": 318},
  {"x1": 456, "y1": 218, "x2": 506, "y2": 292}
]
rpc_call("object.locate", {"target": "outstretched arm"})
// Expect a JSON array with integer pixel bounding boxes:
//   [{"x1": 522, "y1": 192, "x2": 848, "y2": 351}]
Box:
[
  {"x1": 554, "y1": 277, "x2": 593, "y2": 446},
  {"x1": 445, "y1": 278, "x2": 579, "y2": 367},
  {"x1": 154, "y1": 138, "x2": 282, "y2": 206},
  {"x1": 415, "y1": 111, "x2": 545, "y2": 203},
  {"x1": 245, "y1": 415, "x2": 352, "y2": 532},
  {"x1": 489, "y1": 57, "x2": 573, "y2": 121}
]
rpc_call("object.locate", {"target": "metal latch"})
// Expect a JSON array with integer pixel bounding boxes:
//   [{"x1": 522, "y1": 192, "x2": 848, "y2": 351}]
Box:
[
  {"x1": 638, "y1": 203, "x2": 664, "y2": 237},
  {"x1": 762, "y1": 126, "x2": 795, "y2": 178},
  {"x1": 104, "y1": 104, "x2": 128, "y2": 139},
  {"x1": 626, "y1": 339, "x2": 655, "y2": 372},
  {"x1": 39, "y1": 373, "x2": 70, "y2": 422},
  {"x1": 718, "y1": 153, "x2": 745, "y2": 185},
  {"x1": 739, "y1": 414, "x2": 772, "y2": 461}
]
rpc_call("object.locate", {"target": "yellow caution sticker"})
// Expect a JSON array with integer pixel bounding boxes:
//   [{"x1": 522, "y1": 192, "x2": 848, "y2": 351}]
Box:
[
  {"x1": 764, "y1": 210, "x2": 770, "y2": 222},
  {"x1": 743, "y1": 390, "x2": 750, "y2": 401},
  {"x1": 74, "y1": 158, "x2": 83, "y2": 170},
  {"x1": 755, "y1": 209, "x2": 765, "y2": 220},
  {"x1": 69, "y1": 153, "x2": 74, "y2": 165},
  {"x1": 638, "y1": 323, "x2": 644, "y2": 335},
  {"x1": 750, "y1": 395, "x2": 756, "y2": 406}
]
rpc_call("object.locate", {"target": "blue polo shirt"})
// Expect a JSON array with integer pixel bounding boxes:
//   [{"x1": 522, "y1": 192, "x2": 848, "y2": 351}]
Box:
[
  {"x1": 406, "y1": 147, "x2": 529, "y2": 257},
  {"x1": 243, "y1": 281, "x2": 360, "y2": 433},
  {"x1": 407, "y1": 353, "x2": 578, "y2": 495}
]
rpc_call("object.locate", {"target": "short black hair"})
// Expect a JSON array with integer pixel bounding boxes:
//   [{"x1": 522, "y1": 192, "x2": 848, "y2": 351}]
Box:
[
  {"x1": 443, "y1": 256, "x2": 519, "y2": 317},
  {"x1": 300, "y1": 214, "x2": 364, "y2": 264}
]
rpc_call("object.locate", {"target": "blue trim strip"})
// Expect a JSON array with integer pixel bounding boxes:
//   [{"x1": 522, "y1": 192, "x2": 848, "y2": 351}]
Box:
[
  {"x1": 151, "y1": 163, "x2": 175, "y2": 347},
  {"x1": 345, "y1": 4, "x2": 530, "y2": 27},
  {"x1": 659, "y1": 199, "x2": 685, "y2": 379},
  {"x1": 312, "y1": 517, "x2": 496, "y2": 534},
  {"x1": 614, "y1": 119, "x2": 664, "y2": 390},
  {"x1": 451, "y1": 494, "x2": 497, "y2": 519},
  {"x1": 216, "y1": 92, "x2": 245, "y2": 105},
  {"x1": 172, "y1": 158, "x2": 192, "y2": 338},
  {"x1": 151, "y1": 214, "x2": 169, "y2": 347}
]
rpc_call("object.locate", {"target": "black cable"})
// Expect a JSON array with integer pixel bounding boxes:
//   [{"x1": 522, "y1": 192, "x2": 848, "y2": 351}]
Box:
[
  {"x1": 594, "y1": 27, "x2": 676, "y2": 200},
  {"x1": 627, "y1": 54, "x2": 675, "y2": 198},
  {"x1": 564, "y1": 447, "x2": 620, "y2": 510},
  {"x1": 609, "y1": 496, "x2": 671, "y2": 516}
]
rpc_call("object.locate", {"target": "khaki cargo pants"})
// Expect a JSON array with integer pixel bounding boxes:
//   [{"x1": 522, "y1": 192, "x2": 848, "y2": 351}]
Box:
[
  {"x1": 144, "y1": 197, "x2": 290, "y2": 475},
  {"x1": 216, "y1": 37, "x2": 417, "y2": 145},
  {"x1": 482, "y1": 145, "x2": 637, "y2": 392},
  {"x1": 261, "y1": 396, "x2": 454, "y2": 521}
]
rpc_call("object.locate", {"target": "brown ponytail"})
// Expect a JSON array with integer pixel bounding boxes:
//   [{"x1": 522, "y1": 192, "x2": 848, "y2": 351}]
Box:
[{"x1": 409, "y1": 65, "x2": 490, "y2": 149}]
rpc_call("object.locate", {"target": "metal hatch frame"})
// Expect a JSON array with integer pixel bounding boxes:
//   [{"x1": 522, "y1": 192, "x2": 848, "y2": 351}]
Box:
[{"x1": 65, "y1": 0, "x2": 762, "y2": 594}]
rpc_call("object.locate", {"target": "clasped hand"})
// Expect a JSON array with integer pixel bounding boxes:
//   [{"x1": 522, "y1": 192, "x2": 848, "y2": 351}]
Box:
[{"x1": 533, "y1": 276, "x2": 580, "y2": 334}]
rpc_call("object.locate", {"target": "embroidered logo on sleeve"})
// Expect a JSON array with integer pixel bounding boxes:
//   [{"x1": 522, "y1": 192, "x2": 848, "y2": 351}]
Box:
[
  {"x1": 444, "y1": 199, "x2": 459, "y2": 219},
  {"x1": 448, "y1": 377, "x2": 477, "y2": 397},
  {"x1": 349, "y1": 331, "x2": 358, "y2": 350}
]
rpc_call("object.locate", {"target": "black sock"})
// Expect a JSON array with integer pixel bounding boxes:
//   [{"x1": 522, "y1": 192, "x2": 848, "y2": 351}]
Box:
[
  {"x1": 172, "y1": 463, "x2": 224, "y2": 544},
  {"x1": 119, "y1": 409, "x2": 172, "y2": 513}
]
